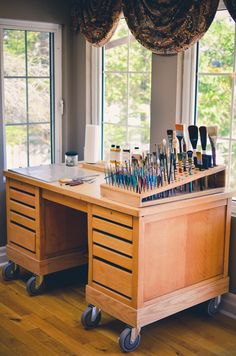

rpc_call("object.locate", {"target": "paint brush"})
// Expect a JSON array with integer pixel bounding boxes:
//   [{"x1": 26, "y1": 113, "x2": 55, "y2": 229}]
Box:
[
  {"x1": 207, "y1": 125, "x2": 218, "y2": 166},
  {"x1": 188, "y1": 125, "x2": 198, "y2": 167},
  {"x1": 175, "y1": 124, "x2": 184, "y2": 153}
]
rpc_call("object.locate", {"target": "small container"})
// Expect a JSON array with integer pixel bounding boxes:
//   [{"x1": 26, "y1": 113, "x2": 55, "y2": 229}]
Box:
[
  {"x1": 110, "y1": 144, "x2": 116, "y2": 163},
  {"x1": 65, "y1": 151, "x2": 78, "y2": 166},
  {"x1": 132, "y1": 146, "x2": 142, "y2": 163},
  {"x1": 115, "y1": 145, "x2": 121, "y2": 164},
  {"x1": 122, "y1": 148, "x2": 131, "y2": 164}
]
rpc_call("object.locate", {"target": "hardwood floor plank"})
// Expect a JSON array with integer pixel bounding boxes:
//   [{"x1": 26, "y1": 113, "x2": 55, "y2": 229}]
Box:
[{"x1": 1, "y1": 273, "x2": 236, "y2": 355}]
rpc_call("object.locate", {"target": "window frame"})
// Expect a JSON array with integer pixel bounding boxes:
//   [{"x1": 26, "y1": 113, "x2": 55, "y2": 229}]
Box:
[
  {"x1": 181, "y1": 1, "x2": 236, "y2": 214},
  {"x1": 0, "y1": 18, "x2": 63, "y2": 167},
  {"x1": 98, "y1": 19, "x2": 152, "y2": 159}
]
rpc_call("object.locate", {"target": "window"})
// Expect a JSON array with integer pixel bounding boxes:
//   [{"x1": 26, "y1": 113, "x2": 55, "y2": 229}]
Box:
[
  {"x1": 102, "y1": 18, "x2": 152, "y2": 160},
  {"x1": 0, "y1": 20, "x2": 62, "y2": 169},
  {"x1": 195, "y1": 9, "x2": 236, "y2": 191}
]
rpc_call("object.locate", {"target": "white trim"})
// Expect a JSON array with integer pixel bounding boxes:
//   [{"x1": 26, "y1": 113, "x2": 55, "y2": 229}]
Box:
[
  {"x1": 53, "y1": 25, "x2": 63, "y2": 163},
  {"x1": 181, "y1": 45, "x2": 197, "y2": 127},
  {"x1": 0, "y1": 18, "x2": 63, "y2": 164},
  {"x1": 220, "y1": 293, "x2": 236, "y2": 320},
  {"x1": 0, "y1": 18, "x2": 60, "y2": 32},
  {"x1": 90, "y1": 46, "x2": 102, "y2": 126},
  {"x1": 0, "y1": 246, "x2": 7, "y2": 266}
]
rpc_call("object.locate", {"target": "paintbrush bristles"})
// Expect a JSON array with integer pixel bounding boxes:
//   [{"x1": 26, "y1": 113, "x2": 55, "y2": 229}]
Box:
[
  {"x1": 175, "y1": 124, "x2": 184, "y2": 132},
  {"x1": 207, "y1": 125, "x2": 218, "y2": 137}
]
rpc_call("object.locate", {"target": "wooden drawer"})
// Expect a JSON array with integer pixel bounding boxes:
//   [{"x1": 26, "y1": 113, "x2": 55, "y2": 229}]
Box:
[
  {"x1": 93, "y1": 230, "x2": 132, "y2": 257},
  {"x1": 93, "y1": 244, "x2": 132, "y2": 270},
  {"x1": 93, "y1": 259, "x2": 132, "y2": 298},
  {"x1": 92, "y1": 205, "x2": 133, "y2": 227},
  {"x1": 10, "y1": 211, "x2": 35, "y2": 231},
  {"x1": 7, "y1": 179, "x2": 38, "y2": 253},
  {"x1": 92, "y1": 217, "x2": 132, "y2": 242},
  {"x1": 9, "y1": 200, "x2": 36, "y2": 219},
  {"x1": 9, "y1": 223, "x2": 36, "y2": 252}
]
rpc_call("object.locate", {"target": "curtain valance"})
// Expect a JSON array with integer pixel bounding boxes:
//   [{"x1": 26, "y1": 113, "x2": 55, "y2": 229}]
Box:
[
  {"x1": 224, "y1": 0, "x2": 236, "y2": 22},
  {"x1": 123, "y1": 0, "x2": 219, "y2": 55},
  {"x1": 71, "y1": 0, "x2": 122, "y2": 47},
  {"x1": 72, "y1": 0, "x2": 219, "y2": 55}
]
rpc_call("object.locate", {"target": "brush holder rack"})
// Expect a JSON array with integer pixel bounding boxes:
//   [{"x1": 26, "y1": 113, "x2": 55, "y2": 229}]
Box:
[{"x1": 100, "y1": 165, "x2": 226, "y2": 208}]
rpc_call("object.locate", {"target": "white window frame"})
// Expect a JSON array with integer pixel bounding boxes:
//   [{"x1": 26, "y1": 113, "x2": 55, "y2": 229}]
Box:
[
  {"x1": 0, "y1": 18, "x2": 63, "y2": 165},
  {"x1": 181, "y1": 0, "x2": 236, "y2": 214}
]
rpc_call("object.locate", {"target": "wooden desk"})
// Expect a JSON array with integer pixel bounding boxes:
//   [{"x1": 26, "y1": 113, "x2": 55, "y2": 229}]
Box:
[{"x1": 3, "y1": 166, "x2": 232, "y2": 352}]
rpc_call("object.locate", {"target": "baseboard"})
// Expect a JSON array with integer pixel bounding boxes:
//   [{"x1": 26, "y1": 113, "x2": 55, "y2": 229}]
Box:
[
  {"x1": 0, "y1": 246, "x2": 7, "y2": 266},
  {"x1": 220, "y1": 292, "x2": 236, "y2": 320}
]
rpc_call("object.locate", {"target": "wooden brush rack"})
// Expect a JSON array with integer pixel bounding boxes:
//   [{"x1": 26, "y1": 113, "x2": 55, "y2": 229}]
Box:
[{"x1": 100, "y1": 165, "x2": 226, "y2": 207}]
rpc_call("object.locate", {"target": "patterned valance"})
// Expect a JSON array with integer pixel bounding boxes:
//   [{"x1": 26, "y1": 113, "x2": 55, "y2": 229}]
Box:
[
  {"x1": 72, "y1": 0, "x2": 219, "y2": 55},
  {"x1": 71, "y1": 0, "x2": 122, "y2": 47},
  {"x1": 123, "y1": 0, "x2": 219, "y2": 55},
  {"x1": 224, "y1": 0, "x2": 236, "y2": 22}
]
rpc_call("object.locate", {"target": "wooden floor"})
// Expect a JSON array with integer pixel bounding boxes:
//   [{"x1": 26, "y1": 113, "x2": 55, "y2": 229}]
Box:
[{"x1": 0, "y1": 267, "x2": 236, "y2": 356}]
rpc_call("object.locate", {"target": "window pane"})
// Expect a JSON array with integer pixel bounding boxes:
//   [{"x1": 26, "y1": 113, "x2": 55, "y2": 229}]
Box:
[
  {"x1": 129, "y1": 38, "x2": 152, "y2": 73},
  {"x1": 29, "y1": 124, "x2": 51, "y2": 166},
  {"x1": 28, "y1": 78, "x2": 50, "y2": 122},
  {"x1": 104, "y1": 73, "x2": 127, "y2": 125},
  {"x1": 6, "y1": 125, "x2": 27, "y2": 169},
  {"x1": 27, "y1": 31, "x2": 50, "y2": 77},
  {"x1": 104, "y1": 19, "x2": 128, "y2": 72},
  {"x1": 3, "y1": 30, "x2": 25, "y2": 76},
  {"x1": 197, "y1": 75, "x2": 232, "y2": 138},
  {"x1": 199, "y1": 10, "x2": 235, "y2": 74},
  {"x1": 4, "y1": 78, "x2": 26, "y2": 124},
  {"x1": 233, "y1": 78, "x2": 236, "y2": 139},
  {"x1": 103, "y1": 124, "x2": 126, "y2": 160},
  {"x1": 103, "y1": 18, "x2": 151, "y2": 159},
  {"x1": 112, "y1": 18, "x2": 129, "y2": 42},
  {"x1": 129, "y1": 73, "x2": 151, "y2": 127},
  {"x1": 230, "y1": 142, "x2": 236, "y2": 190},
  {"x1": 104, "y1": 43, "x2": 128, "y2": 72},
  {"x1": 128, "y1": 127, "x2": 150, "y2": 152}
]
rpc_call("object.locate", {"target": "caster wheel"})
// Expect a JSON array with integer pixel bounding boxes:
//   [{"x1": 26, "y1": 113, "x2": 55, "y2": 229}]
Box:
[
  {"x1": 206, "y1": 297, "x2": 221, "y2": 316},
  {"x1": 119, "y1": 327, "x2": 141, "y2": 353},
  {"x1": 81, "y1": 305, "x2": 101, "y2": 329},
  {"x1": 2, "y1": 262, "x2": 20, "y2": 281},
  {"x1": 26, "y1": 276, "x2": 45, "y2": 296}
]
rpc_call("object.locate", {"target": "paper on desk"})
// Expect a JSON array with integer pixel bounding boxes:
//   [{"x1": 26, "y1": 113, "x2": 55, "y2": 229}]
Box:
[{"x1": 9, "y1": 164, "x2": 99, "y2": 183}]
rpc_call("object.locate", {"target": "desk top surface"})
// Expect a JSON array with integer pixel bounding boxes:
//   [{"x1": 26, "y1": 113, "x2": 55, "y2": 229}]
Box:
[{"x1": 4, "y1": 164, "x2": 233, "y2": 217}]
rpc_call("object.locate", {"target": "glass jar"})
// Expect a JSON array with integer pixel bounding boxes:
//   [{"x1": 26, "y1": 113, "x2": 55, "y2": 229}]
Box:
[{"x1": 65, "y1": 151, "x2": 78, "y2": 166}]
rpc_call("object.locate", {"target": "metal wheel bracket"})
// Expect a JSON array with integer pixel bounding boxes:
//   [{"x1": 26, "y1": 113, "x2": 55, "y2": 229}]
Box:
[
  {"x1": 91, "y1": 306, "x2": 101, "y2": 322},
  {"x1": 35, "y1": 275, "x2": 44, "y2": 289},
  {"x1": 130, "y1": 327, "x2": 141, "y2": 344},
  {"x1": 215, "y1": 295, "x2": 221, "y2": 307},
  {"x1": 12, "y1": 262, "x2": 19, "y2": 273}
]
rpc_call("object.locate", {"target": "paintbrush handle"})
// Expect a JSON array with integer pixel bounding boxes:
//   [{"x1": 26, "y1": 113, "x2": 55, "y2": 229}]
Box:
[{"x1": 209, "y1": 136, "x2": 216, "y2": 166}]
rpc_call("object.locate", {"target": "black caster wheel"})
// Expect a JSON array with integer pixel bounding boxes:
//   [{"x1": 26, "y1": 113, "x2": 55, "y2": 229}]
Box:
[
  {"x1": 2, "y1": 262, "x2": 20, "y2": 281},
  {"x1": 119, "y1": 327, "x2": 141, "y2": 353},
  {"x1": 206, "y1": 297, "x2": 221, "y2": 316},
  {"x1": 26, "y1": 276, "x2": 45, "y2": 296},
  {"x1": 81, "y1": 305, "x2": 101, "y2": 329}
]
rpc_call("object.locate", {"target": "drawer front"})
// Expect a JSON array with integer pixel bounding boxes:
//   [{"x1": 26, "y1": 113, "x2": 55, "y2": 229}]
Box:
[
  {"x1": 7, "y1": 179, "x2": 39, "y2": 253},
  {"x1": 93, "y1": 244, "x2": 132, "y2": 270},
  {"x1": 92, "y1": 217, "x2": 132, "y2": 242},
  {"x1": 93, "y1": 230, "x2": 133, "y2": 257},
  {"x1": 92, "y1": 205, "x2": 133, "y2": 227},
  {"x1": 9, "y1": 224, "x2": 36, "y2": 252},
  {"x1": 93, "y1": 259, "x2": 132, "y2": 298}
]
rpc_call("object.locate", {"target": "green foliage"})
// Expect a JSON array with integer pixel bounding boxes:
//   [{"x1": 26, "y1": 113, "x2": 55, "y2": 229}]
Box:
[
  {"x1": 3, "y1": 29, "x2": 51, "y2": 168},
  {"x1": 197, "y1": 10, "x2": 236, "y2": 189},
  {"x1": 103, "y1": 18, "x2": 151, "y2": 155}
]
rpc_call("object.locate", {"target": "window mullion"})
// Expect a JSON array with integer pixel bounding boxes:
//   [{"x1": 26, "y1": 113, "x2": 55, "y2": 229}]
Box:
[{"x1": 25, "y1": 30, "x2": 30, "y2": 167}]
